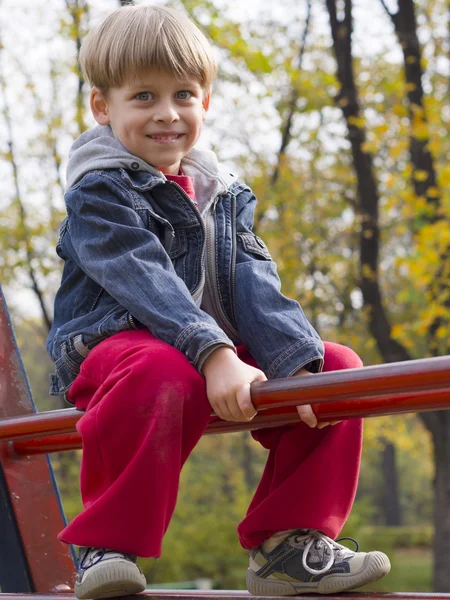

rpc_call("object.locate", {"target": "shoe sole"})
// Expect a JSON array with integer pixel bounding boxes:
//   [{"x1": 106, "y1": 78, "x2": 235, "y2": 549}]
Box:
[
  {"x1": 246, "y1": 551, "x2": 391, "y2": 596},
  {"x1": 75, "y1": 559, "x2": 147, "y2": 600}
]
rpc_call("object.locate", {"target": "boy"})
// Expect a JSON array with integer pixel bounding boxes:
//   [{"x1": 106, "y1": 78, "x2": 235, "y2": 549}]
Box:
[{"x1": 47, "y1": 4, "x2": 390, "y2": 599}]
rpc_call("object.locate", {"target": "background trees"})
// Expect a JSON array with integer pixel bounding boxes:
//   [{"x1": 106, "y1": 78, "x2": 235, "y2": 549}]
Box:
[{"x1": 1, "y1": 0, "x2": 448, "y2": 591}]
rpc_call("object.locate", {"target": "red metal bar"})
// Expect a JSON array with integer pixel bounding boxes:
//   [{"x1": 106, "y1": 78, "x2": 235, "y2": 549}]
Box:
[
  {"x1": 1, "y1": 355, "x2": 448, "y2": 440},
  {"x1": 6, "y1": 356, "x2": 450, "y2": 455},
  {"x1": 12, "y1": 433, "x2": 83, "y2": 456},
  {"x1": 0, "y1": 409, "x2": 81, "y2": 442},
  {"x1": 250, "y1": 355, "x2": 450, "y2": 410},
  {"x1": 313, "y1": 386, "x2": 450, "y2": 421},
  {"x1": 209, "y1": 386, "x2": 450, "y2": 433}
]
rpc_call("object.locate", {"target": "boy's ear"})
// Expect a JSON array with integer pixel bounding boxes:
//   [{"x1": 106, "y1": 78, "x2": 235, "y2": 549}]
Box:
[
  {"x1": 90, "y1": 87, "x2": 110, "y2": 126},
  {"x1": 202, "y1": 92, "x2": 211, "y2": 119}
]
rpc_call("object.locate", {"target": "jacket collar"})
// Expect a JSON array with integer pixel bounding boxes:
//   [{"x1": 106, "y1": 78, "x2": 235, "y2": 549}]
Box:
[{"x1": 66, "y1": 125, "x2": 237, "y2": 214}]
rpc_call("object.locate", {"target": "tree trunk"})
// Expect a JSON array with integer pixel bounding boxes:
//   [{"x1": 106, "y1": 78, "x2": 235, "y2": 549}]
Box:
[
  {"x1": 325, "y1": 2, "x2": 450, "y2": 590},
  {"x1": 431, "y1": 412, "x2": 450, "y2": 591},
  {"x1": 379, "y1": 0, "x2": 450, "y2": 589},
  {"x1": 381, "y1": 441, "x2": 402, "y2": 526},
  {"x1": 325, "y1": 0, "x2": 411, "y2": 364},
  {"x1": 379, "y1": 0, "x2": 450, "y2": 360},
  {"x1": 380, "y1": 0, "x2": 439, "y2": 211}
]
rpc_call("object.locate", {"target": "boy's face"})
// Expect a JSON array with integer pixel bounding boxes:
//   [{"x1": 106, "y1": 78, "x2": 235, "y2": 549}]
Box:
[{"x1": 91, "y1": 70, "x2": 210, "y2": 175}]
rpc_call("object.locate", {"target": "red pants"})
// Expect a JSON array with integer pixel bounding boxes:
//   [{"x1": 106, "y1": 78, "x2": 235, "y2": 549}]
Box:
[{"x1": 59, "y1": 330, "x2": 363, "y2": 557}]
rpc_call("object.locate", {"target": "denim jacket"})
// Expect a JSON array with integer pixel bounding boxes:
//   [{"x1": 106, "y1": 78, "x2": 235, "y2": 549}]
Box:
[{"x1": 47, "y1": 126, "x2": 324, "y2": 396}]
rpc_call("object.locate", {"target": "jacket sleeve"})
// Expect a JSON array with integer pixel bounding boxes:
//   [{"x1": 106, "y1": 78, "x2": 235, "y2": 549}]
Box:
[
  {"x1": 65, "y1": 173, "x2": 235, "y2": 372},
  {"x1": 233, "y1": 184, "x2": 324, "y2": 379}
]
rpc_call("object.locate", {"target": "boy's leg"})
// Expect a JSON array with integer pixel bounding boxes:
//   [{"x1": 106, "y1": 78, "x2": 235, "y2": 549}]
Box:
[
  {"x1": 61, "y1": 329, "x2": 212, "y2": 559},
  {"x1": 238, "y1": 342, "x2": 363, "y2": 548},
  {"x1": 238, "y1": 342, "x2": 390, "y2": 595}
]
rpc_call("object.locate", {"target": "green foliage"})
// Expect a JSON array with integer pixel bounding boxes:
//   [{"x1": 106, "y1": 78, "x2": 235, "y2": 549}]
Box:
[
  {"x1": 359, "y1": 526, "x2": 433, "y2": 549},
  {"x1": 356, "y1": 415, "x2": 433, "y2": 526}
]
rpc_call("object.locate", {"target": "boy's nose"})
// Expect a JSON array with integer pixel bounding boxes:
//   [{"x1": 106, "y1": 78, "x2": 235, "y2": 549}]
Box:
[{"x1": 153, "y1": 101, "x2": 179, "y2": 123}]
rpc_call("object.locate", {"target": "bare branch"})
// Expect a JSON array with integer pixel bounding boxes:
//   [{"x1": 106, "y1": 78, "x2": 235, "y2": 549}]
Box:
[
  {"x1": 65, "y1": 0, "x2": 89, "y2": 135},
  {"x1": 379, "y1": 0, "x2": 392, "y2": 19},
  {"x1": 270, "y1": 0, "x2": 312, "y2": 189},
  {"x1": 11, "y1": 57, "x2": 65, "y2": 209},
  {"x1": 49, "y1": 63, "x2": 66, "y2": 200},
  {"x1": 254, "y1": 1, "x2": 312, "y2": 231},
  {"x1": 0, "y1": 52, "x2": 53, "y2": 332}
]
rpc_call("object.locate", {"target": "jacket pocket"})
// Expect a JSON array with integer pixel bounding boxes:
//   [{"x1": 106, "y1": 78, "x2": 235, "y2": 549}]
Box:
[
  {"x1": 135, "y1": 207, "x2": 187, "y2": 259},
  {"x1": 237, "y1": 232, "x2": 272, "y2": 260},
  {"x1": 60, "y1": 336, "x2": 89, "y2": 374},
  {"x1": 98, "y1": 306, "x2": 133, "y2": 337},
  {"x1": 56, "y1": 218, "x2": 69, "y2": 259},
  {"x1": 167, "y1": 229, "x2": 188, "y2": 259}
]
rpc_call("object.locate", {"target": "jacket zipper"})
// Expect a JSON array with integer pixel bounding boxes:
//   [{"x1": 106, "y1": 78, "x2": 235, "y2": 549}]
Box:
[
  {"x1": 169, "y1": 181, "x2": 239, "y2": 339},
  {"x1": 204, "y1": 194, "x2": 239, "y2": 340},
  {"x1": 168, "y1": 181, "x2": 205, "y2": 305},
  {"x1": 230, "y1": 193, "x2": 237, "y2": 325},
  {"x1": 128, "y1": 313, "x2": 139, "y2": 330}
]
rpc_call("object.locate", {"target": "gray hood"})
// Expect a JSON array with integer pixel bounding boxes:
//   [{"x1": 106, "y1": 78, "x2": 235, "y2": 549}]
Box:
[{"x1": 66, "y1": 125, "x2": 237, "y2": 214}]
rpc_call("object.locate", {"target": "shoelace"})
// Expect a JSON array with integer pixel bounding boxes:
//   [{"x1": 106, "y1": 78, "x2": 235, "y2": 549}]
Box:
[
  {"x1": 294, "y1": 532, "x2": 359, "y2": 576},
  {"x1": 79, "y1": 548, "x2": 106, "y2": 570},
  {"x1": 79, "y1": 548, "x2": 137, "y2": 570}
]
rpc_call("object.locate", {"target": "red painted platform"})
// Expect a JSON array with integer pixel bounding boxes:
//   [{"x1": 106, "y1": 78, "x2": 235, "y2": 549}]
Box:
[{"x1": 0, "y1": 593, "x2": 449, "y2": 600}]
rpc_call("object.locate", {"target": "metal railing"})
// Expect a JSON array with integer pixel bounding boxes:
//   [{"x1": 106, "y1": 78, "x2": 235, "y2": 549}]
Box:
[{"x1": 2, "y1": 354, "x2": 450, "y2": 456}]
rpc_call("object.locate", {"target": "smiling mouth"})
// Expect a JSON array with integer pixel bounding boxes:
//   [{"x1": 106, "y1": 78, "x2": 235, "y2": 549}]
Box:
[{"x1": 147, "y1": 134, "x2": 184, "y2": 141}]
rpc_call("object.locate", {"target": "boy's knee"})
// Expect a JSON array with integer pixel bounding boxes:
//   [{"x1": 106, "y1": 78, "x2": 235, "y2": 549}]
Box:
[
  {"x1": 131, "y1": 342, "x2": 199, "y2": 383},
  {"x1": 111, "y1": 344, "x2": 204, "y2": 415},
  {"x1": 323, "y1": 341, "x2": 363, "y2": 371}
]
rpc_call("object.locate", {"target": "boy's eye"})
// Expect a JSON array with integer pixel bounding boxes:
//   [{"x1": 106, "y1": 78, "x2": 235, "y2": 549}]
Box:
[
  {"x1": 176, "y1": 90, "x2": 192, "y2": 100},
  {"x1": 136, "y1": 92, "x2": 152, "y2": 101}
]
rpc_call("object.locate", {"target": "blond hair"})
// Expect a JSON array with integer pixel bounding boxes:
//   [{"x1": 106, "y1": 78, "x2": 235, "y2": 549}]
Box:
[{"x1": 79, "y1": 5, "x2": 217, "y2": 91}]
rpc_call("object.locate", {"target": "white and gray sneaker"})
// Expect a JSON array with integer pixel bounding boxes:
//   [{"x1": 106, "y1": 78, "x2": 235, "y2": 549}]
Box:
[
  {"x1": 247, "y1": 529, "x2": 391, "y2": 596},
  {"x1": 75, "y1": 547, "x2": 147, "y2": 599}
]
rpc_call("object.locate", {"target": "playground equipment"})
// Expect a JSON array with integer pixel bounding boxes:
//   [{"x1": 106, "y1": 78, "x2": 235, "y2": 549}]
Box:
[{"x1": 1, "y1": 284, "x2": 450, "y2": 598}]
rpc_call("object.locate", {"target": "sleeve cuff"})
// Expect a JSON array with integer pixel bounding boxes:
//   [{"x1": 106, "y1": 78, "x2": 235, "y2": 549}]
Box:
[{"x1": 196, "y1": 342, "x2": 237, "y2": 374}]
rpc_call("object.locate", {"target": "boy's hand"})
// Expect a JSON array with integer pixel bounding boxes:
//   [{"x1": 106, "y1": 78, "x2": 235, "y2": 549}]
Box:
[
  {"x1": 293, "y1": 368, "x2": 343, "y2": 429},
  {"x1": 203, "y1": 347, "x2": 266, "y2": 421}
]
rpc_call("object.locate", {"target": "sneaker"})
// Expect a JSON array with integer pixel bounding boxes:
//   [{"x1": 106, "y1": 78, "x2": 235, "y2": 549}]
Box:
[
  {"x1": 75, "y1": 547, "x2": 147, "y2": 599},
  {"x1": 247, "y1": 529, "x2": 391, "y2": 595}
]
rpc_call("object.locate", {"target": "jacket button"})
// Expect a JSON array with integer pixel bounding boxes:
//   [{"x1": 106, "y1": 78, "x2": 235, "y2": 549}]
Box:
[
  {"x1": 256, "y1": 237, "x2": 265, "y2": 248},
  {"x1": 130, "y1": 162, "x2": 140, "y2": 170}
]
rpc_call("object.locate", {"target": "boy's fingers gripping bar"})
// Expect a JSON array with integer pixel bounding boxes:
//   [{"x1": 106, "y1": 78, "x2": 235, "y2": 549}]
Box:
[{"x1": 249, "y1": 355, "x2": 450, "y2": 422}]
